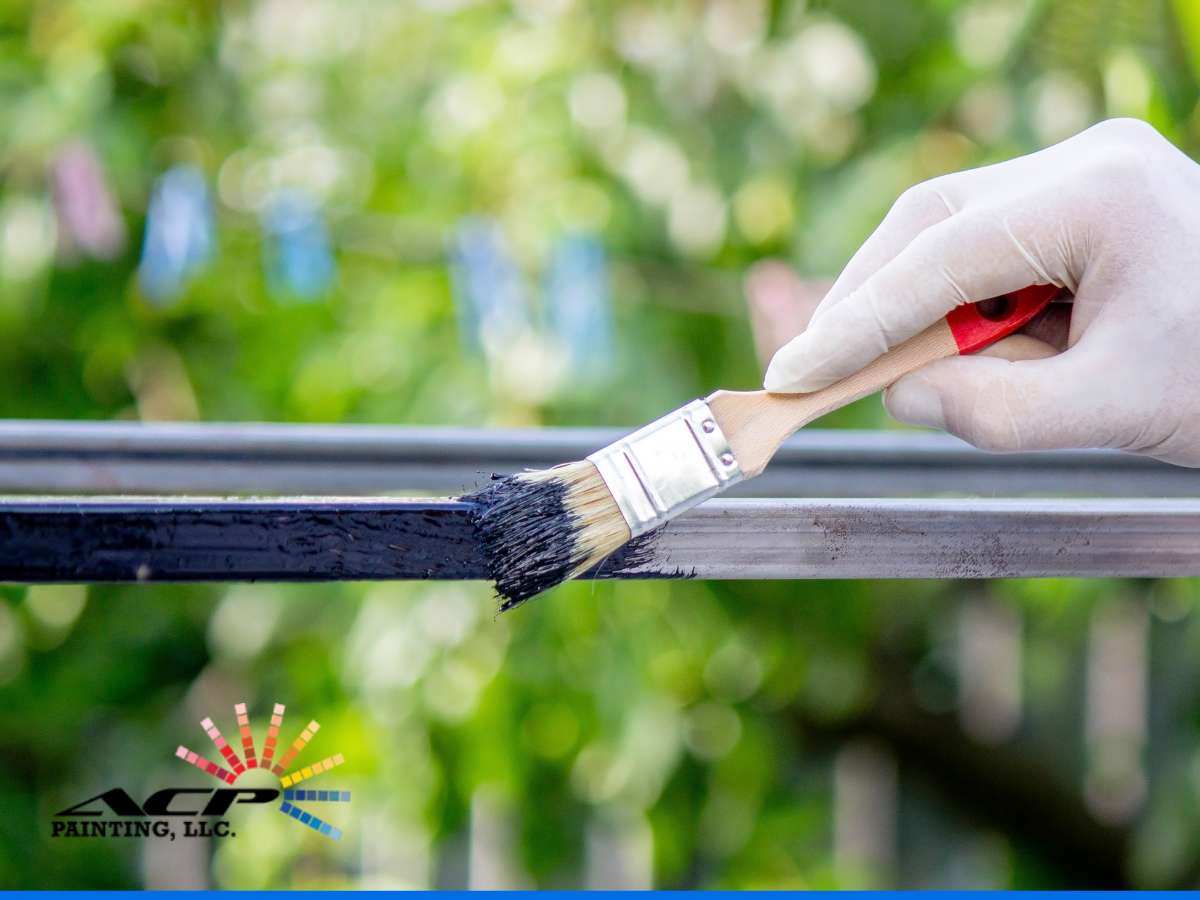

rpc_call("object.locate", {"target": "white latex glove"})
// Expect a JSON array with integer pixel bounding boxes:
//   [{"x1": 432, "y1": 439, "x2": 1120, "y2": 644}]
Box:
[{"x1": 763, "y1": 118, "x2": 1200, "y2": 466}]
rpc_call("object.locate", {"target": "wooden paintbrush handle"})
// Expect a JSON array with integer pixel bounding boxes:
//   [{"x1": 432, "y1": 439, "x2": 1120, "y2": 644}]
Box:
[{"x1": 707, "y1": 285, "x2": 1059, "y2": 477}]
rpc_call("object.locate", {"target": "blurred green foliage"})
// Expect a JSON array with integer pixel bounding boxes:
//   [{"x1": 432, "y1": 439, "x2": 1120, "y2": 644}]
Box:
[{"x1": 1, "y1": 0, "x2": 1200, "y2": 889}]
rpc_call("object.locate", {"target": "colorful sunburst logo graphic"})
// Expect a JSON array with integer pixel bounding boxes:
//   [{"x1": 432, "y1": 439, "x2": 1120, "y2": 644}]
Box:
[{"x1": 174, "y1": 702, "x2": 350, "y2": 840}]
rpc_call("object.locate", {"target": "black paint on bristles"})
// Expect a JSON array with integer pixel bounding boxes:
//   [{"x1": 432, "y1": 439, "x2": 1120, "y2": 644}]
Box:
[
  {"x1": 468, "y1": 472, "x2": 581, "y2": 610},
  {"x1": 464, "y1": 461, "x2": 631, "y2": 611}
]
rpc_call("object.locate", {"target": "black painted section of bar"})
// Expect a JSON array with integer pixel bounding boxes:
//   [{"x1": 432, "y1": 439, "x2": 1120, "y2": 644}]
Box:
[{"x1": 0, "y1": 499, "x2": 491, "y2": 582}]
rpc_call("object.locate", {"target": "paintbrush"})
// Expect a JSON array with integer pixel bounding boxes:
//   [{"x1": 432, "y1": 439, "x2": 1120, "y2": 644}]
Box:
[{"x1": 469, "y1": 284, "x2": 1059, "y2": 609}]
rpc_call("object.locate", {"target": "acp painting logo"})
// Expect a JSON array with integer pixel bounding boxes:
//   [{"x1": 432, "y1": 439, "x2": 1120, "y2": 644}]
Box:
[{"x1": 54, "y1": 702, "x2": 351, "y2": 841}]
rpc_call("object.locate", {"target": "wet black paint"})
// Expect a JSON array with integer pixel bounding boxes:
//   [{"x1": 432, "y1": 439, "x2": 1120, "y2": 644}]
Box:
[
  {"x1": 465, "y1": 474, "x2": 665, "y2": 611},
  {"x1": 0, "y1": 499, "x2": 489, "y2": 582},
  {"x1": 466, "y1": 474, "x2": 582, "y2": 610},
  {"x1": 0, "y1": 494, "x2": 672, "y2": 596}
]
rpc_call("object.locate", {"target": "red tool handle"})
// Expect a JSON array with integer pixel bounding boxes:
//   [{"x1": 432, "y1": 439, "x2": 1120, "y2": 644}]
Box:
[{"x1": 945, "y1": 284, "x2": 1059, "y2": 355}]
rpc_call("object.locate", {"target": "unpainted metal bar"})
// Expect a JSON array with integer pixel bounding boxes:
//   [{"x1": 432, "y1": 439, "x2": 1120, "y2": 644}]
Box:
[
  {"x1": 1, "y1": 496, "x2": 1199, "y2": 583},
  {"x1": 612, "y1": 499, "x2": 1200, "y2": 580},
  {"x1": 0, "y1": 420, "x2": 1196, "y2": 497}
]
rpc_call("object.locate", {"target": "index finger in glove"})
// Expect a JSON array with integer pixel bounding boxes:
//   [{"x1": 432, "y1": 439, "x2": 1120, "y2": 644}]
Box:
[{"x1": 763, "y1": 199, "x2": 1070, "y2": 393}]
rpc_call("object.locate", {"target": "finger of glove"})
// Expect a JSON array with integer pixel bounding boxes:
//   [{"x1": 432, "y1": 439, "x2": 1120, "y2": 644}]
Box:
[
  {"x1": 808, "y1": 183, "x2": 955, "y2": 322},
  {"x1": 763, "y1": 202, "x2": 1064, "y2": 393},
  {"x1": 882, "y1": 352, "x2": 1105, "y2": 452},
  {"x1": 808, "y1": 135, "x2": 1089, "y2": 324}
]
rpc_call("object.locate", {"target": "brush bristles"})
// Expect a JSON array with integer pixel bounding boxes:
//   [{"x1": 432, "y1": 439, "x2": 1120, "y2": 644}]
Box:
[{"x1": 466, "y1": 460, "x2": 631, "y2": 610}]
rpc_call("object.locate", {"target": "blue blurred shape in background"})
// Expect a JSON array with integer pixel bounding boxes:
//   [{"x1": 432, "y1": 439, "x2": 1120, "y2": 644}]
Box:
[
  {"x1": 137, "y1": 165, "x2": 214, "y2": 305},
  {"x1": 544, "y1": 234, "x2": 613, "y2": 383},
  {"x1": 449, "y1": 217, "x2": 530, "y2": 354},
  {"x1": 261, "y1": 189, "x2": 335, "y2": 302}
]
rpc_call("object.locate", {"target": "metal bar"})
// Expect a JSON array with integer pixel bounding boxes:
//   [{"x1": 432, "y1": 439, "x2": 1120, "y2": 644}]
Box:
[
  {"x1": 2, "y1": 496, "x2": 1199, "y2": 583},
  {"x1": 0, "y1": 419, "x2": 1196, "y2": 497},
  {"x1": 614, "y1": 499, "x2": 1200, "y2": 580},
  {"x1": 0, "y1": 498, "x2": 487, "y2": 583}
]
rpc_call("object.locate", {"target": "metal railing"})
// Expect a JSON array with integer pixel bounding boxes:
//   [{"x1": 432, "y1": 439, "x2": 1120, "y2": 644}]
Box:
[
  {"x1": 1, "y1": 495, "x2": 1198, "y2": 582},
  {"x1": 1, "y1": 419, "x2": 1198, "y2": 497},
  {"x1": 3, "y1": 420, "x2": 1199, "y2": 582}
]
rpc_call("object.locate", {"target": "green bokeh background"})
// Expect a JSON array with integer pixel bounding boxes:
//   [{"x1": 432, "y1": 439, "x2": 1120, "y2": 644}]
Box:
[{"x1": 2, "y1": 0, "x2": 1200, "y2": 888}]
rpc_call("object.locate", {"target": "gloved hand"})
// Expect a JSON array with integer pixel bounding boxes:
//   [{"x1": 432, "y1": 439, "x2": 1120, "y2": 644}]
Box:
[{"x1": 763, "y1": 118, "x2": 1200, "y2": 466}]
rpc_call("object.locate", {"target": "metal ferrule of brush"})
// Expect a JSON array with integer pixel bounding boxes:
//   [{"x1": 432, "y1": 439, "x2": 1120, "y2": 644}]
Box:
[{"x1": 586, "y1": 399, "x2": 745, "y2": 537}]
